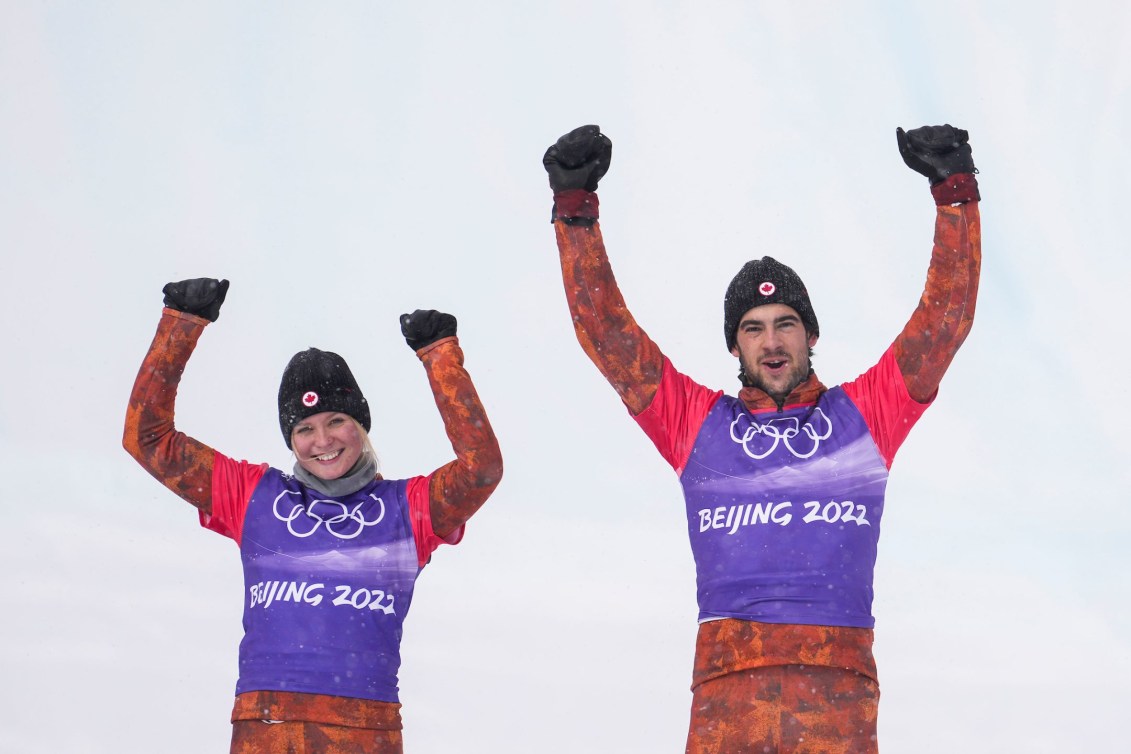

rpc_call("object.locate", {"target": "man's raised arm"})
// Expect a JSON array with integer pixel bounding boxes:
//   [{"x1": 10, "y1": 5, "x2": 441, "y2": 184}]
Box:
[
  {"x1": 892, "y1": 124, "x2": 982, "y2": 403},
  {"x1": 544, "y1": 125, "x2": 664, "y2": 415}
]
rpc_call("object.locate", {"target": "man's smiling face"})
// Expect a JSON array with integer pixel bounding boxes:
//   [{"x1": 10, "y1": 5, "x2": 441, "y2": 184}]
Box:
[{"x1": 730, "y1": 303, "x2": 819, "y2": 401}]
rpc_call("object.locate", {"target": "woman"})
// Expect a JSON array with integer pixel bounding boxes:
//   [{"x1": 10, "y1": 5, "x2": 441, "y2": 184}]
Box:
[{"x1": 123, "y1": 277, "x2": 503, "y2": 753}]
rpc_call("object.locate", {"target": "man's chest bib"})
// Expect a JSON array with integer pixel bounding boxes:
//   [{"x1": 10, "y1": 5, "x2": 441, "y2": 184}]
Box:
[{"x1": 681, "y1": 388, "x2": 889, "y2": 627}]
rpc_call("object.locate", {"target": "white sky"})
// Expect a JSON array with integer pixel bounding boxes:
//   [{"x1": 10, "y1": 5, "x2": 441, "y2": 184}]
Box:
[{"x1": 2, "y1": 2, "x2": 1129, "y2": 752}]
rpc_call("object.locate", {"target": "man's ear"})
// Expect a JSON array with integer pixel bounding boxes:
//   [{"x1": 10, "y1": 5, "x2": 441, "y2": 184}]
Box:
[
  {"x1": 808, "y1": 333, "x2": 819, "y2": 349},
  {"x1": 730, "y1": 346, "x2": 740, "y2": 358}
]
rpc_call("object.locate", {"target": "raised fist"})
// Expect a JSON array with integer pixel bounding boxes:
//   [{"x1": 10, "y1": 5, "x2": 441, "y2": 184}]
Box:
[
  {"x1": 896, "y1": 124, "x2": 976, "y2": 185},
  {"x1": 162, "y1": 278, "x2": 229, "y2": 322},
  {"x1": 543, "y1": 125, "x2": 612, "y2": 193},
  {"x1": 400, "y1": 309, "x2": 457, "y2": 351}
]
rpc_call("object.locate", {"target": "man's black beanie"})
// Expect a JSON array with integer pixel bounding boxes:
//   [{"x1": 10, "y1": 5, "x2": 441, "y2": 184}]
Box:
[
  {"x1": 724, "y1": 256, "x2": 819, "y2": 351},
  {"x1": 278, "y1": 348, "x2": 371, "y2": 449}
]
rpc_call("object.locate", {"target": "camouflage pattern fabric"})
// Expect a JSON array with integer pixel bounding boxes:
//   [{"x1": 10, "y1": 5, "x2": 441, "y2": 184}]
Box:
[
  {"x1": 686, "y1": 663, "x2": 879, "y2": 754},
  {"x1": 123, "y1": 308, "x2": 217, "y2": 512},
  {"x1": 692, "y1": 619, "x2": 877, "y2": 691},
  {"x1": 413, "y1": 336, "x2": 504, "y2": 538},
  {"x1": 231, "y1": 690, "x2": 402, "y2": 754},
  {"x1": 230, "y1": 720, "x2": 403, "y2": 754}
]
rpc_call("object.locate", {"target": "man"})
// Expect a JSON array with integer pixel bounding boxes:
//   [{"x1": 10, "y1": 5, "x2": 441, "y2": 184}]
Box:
[{"x1": 543, "y1": 124, "x2": 979, "y2": 753}]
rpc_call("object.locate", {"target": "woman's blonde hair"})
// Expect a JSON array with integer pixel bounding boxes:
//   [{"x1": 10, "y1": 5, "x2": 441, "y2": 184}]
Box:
[{"x1": 352, "y1": 417, "x2": 382, "y2": 475}]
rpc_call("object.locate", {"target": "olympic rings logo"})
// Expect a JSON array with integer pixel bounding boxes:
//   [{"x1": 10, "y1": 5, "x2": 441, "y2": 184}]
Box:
[
  {"x1": 272, "y1": 490, "x2": 387, "y2": 540},
  {"x1": 729, "y1": 407, "x2": 833, "y2": 460}
]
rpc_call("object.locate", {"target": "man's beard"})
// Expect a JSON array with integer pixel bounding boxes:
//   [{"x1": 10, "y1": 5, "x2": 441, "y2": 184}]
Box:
[{"x1": 737, "y1": 350, "x2": 812, "y2": 402}]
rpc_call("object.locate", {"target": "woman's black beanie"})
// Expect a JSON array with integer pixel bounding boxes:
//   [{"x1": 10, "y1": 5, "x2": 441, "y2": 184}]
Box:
[
  {"x1": 278, "y1": 348, "x2": 371, "y2": 449},
  {"x1": 723, "y1": 256, "x2": 819, "y2": 351}
]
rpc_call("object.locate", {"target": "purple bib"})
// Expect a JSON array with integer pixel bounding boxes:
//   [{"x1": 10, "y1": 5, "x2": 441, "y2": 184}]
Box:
[
  {"x1": 236, "y1": 470, "x2": 419, "y2": 702},
  {"x1": 681, "y1": 388, "x2": 888, "y2": 628}
]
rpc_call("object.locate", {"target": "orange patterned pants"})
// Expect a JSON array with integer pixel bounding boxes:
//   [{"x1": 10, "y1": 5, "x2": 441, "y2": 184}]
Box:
[
  {"x1": 230, "y1": 691, "x2": 403, "y2": 754},
  {"x1": 685, "y1": 664, "x2": 879, "y2": 754},
  {"x1": 230, "y1": 720, "x2": 403, "y2": 753}
]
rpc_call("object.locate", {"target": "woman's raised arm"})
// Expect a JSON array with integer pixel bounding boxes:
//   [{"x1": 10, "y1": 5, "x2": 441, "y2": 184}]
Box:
[
  {"x1": 123, "y1": 278, "x2": 229, "y2": 513},
  {"x1": 401, "y1": 310, "x2": 503, "y2": 539}
]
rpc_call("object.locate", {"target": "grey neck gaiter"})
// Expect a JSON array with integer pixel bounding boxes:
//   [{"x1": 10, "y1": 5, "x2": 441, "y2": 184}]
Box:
[{"x1": 292, "y1": 452, "x2": 379, "y2": 498}]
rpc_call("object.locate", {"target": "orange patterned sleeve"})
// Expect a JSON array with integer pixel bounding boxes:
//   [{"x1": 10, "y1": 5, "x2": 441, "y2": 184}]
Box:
[
  {"x1": 123, "y1": 308, "x2": 217, "y2": 514},
  {"x1": 893, "y1": 199, "x2": 981, "y2": 402},
  {"x1": 415, "y1": 337, "x2": 503, "y2": 539},
  {"x1": 554, "y1": 220, "x2": 665, "y2": 415}
]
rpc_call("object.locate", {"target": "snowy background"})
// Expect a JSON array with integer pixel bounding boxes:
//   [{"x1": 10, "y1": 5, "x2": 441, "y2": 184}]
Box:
[{"x1": 2, "y1": 1, "x2": 1129, "y2": 752}]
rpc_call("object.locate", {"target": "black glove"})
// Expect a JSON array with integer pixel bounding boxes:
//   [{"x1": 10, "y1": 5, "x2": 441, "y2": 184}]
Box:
[
  {"x1": 896, "y1": 124, "x2": 976, "y2": 185},
  {"x1": 162, "y1": 278, "x2": 230, "y2": 322},
  {"x1": 400, "y1": 309, "x2": 457, "y2": 351},
  {"x1": 543, "y1": 125, "x2": 612, "y2": 193}
]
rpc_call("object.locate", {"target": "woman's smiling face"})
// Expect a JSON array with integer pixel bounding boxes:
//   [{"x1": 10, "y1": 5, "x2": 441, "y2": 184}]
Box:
[{"x1": 291, "y1": 411, "x2": 364, "y2": 480}]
